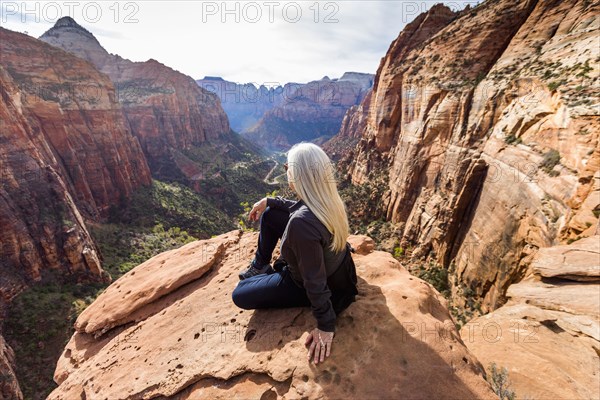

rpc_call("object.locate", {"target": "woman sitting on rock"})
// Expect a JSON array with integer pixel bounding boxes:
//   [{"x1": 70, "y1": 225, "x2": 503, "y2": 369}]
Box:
[{"x1": 232, "y1": 142, "x2": 358, "y2": 365}]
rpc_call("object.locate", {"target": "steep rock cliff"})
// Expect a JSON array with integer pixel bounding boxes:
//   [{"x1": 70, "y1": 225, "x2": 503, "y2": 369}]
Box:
[
  {"x1": 243, "y1": 73, "x2": 374, "y2": 151},
  {"x1": 48, "y1": 231, "x2": 496, "y2": 399},
  {"x1": 39, "y1": 17, "x2": 230, "y2": 177},
  {"x1": 323, "y1": 90, "x2": 373, "y2": 161},
  {"x1": 0, "y1": 334, "x2": 22, "y2": 400},
  {"x1": 0, "y1": 27, "x2": 156, "y2": 310},
  {"x1": 339, "y1": 0, "x2": 599, "y2": 310},
  {"x1": 0, "y1": 27, "x2": 151, "y2": 220}
]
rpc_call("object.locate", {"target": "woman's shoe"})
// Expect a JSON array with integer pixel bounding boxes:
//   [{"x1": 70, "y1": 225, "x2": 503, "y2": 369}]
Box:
[{"x1": 239, "y1": 259, "x2": 272, "y2": 280}]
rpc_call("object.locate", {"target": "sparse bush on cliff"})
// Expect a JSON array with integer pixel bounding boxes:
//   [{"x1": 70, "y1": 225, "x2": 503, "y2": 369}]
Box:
[
  {"x1": 576, "y1": 128, "x2": 590, "y2": 135},
  {"x1": 540, "y1": 149, "x2": 561, "y2": 175},
  {"x1": 504, "y1": 133, "x2": 522, "y2": 145},
  {"x1": 394, "y1": 245, "x2": 404, "y2": 258},
  {"x1": 449, "y1": 282, "x2": 482, "y2": 329},
  {"x1": 488, "y1": 362, "x2": 517, "y2": 400},
  {"x1": 547, "y1": 80, "x2": 566, "y2": 91},
  {"x1": 415, "y1": 261, "x2": 450, "y2": 298}
]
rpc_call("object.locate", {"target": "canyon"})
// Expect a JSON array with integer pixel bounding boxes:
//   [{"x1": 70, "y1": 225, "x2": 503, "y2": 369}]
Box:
[
  {"x1": 0, "y1": 26, "x2": 152, "y2": 309},
  {"x1": 198, "y1": 73, "x2": 374, "y2": 152},
  {"x1": 0, "y1": 16, "x2": 246, "y2": 399},
  {"x1": 332, "y1": 0, "x2": 599, "y2": 397},
  {"x1": 240, "y1": 73, "x2": 374, "y2": 151},
  {"x1": 0, "y1": 26, "x2": 152, "y2": 399},
  {"x1": 196, "y1": 76, "x2": 285, "y2": 134},
  {"x1": 0, "y1": 0, "x2": 598, "y2": 398}
]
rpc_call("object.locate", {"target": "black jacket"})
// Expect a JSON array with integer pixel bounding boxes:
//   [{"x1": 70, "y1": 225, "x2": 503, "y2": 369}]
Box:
[{"x1": 267, "y1": 196, "x2": 358, "y2": 332}]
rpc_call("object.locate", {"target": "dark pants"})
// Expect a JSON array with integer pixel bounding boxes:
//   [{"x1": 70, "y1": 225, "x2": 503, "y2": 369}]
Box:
[{"x1": 232, "y1": 207, "x2": 311, "y2": 310}]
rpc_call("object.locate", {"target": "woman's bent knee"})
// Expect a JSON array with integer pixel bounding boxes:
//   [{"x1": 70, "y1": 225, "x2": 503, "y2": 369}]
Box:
[
  {"x1": 259, "y1": 206, "x2": 274, "y2": 225},
  {"x1": 231, "y1": 283, "x2": 253, "y2": 310},
  {"x1": 260, "y1": 206, "x2": 287, "y2": 226}
]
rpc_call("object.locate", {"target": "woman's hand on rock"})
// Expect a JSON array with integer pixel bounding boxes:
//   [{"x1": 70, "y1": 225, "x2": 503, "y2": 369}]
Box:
[
  {"x1": 305, "y1": 328, "x2": 334, "y2": 364},
  {"x1": 248, "y1": 198, "x2": 267, "y2": 222}
]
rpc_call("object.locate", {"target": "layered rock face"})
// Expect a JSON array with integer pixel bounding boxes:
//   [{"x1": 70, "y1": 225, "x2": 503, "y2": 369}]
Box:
[
  {"x1": 0, "y1": 27, "x2": 153, "y2": 306},
  {"x1": 0, "y1": 334, "x2": 22, "y2": 400},
  {"x1": 323, "y1": 90, "x2": 372, "y2": 161},
  {"x1": 48, "y1": 231, "x2": 496, "y2": 399},
  {"x1": 197, "y1": 77, "x2": 285, "y2": 133},
  {"x1": 340, "y1": 0, "x2": 599, "y2": 311},
  {"x1": 40, "y1": 17, "x2": 230, "y2": 176},
  {"x1": 461, "y1": 236, "x2": 600, "y2": 400},
  {"x1": 0, "y1": 27, "x2": 153, "y2": 398},
  {"x1": 0, "y1": 66, "x2": 102, "y2": 309},
  {"x1": 243, "y1": 72, "x2": 374, "y2": 151},
  {"x1": 0, "y1": 27, "x2": 151, "y2": 220}
]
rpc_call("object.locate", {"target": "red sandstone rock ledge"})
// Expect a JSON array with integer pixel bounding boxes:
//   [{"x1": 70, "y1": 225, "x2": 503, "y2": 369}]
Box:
[{"x1": 49, "y1": 231, "x2": 496, "y2": 399}]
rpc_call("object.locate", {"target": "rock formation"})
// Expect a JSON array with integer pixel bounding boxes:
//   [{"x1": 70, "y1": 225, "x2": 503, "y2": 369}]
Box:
[
  {"x1": 0, "y1": 27, "x2": 154, "y2": 304},
  {"x1": 461, "y1": 235, "x2": 600, "y2": 400},
  {"x1": 243, "y1": 73, "x2": 374, "y2": 151},
  {"x1": 323, "y1": 1, "x2": 599, "y2": 397},
  {"x1": 0, "y1": 27, "x2": 151, "y2": 220},
  {"x1": 335, "y1": 0, "x2": 599, "y2": 312},
  {"x1": 0, "y1": 26, "x2": 154, "y2": 398},
  {"x1": 48, "y1": 231, "x2": 497, "y2": 399},
  {"x1": 0, "y1": 334, "x2": 22, "y2": 400},
  {"x1": 39, "y1": 17, "x2": 230, "y2": 177},
  {"x1": 197, "y1": 77, "x2": 285, "y2": 134},
  {"x1": 323, "y1": 90, "x2": 372, "y2": 161}
]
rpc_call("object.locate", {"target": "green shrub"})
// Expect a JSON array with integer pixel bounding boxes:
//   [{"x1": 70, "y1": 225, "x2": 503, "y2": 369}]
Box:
[
  {"x1": 488, "y1": 363, "x2": 516, "y2": 400},
  {"x1": 417, "y1": 262, "x2": 450, "y2": 298},
  {"x1": 505, "y1": 134, "x2": 522, "y2": 145},
  {"x1": 540, "y1": 149, "x2": 561, "y2": 175},
  {"x1": 548, "y1": 170, "x2": 560, "y2": 177},
  {"x1": 547, "y1": 81, "x2": 560, "y2": 91},
  {"x1": 393, "y1": 246, "x2": 404, "y2": 258},
  {"x1": 474, "y1": 71, "x2": 486, "y2": 85}
]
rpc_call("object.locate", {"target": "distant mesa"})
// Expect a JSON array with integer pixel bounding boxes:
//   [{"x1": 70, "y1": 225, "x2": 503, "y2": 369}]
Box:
[
  {"x1": 197, "y1": 72, "x2": 374, "y2": 150},
  {"x1": 203, "y1": 76, "x2": 225, "y2": 81},
  {"x1": 240, "y1": 72, "x2": 374, "y2": 151},
  {"x1": 339, "y1": 71, "x2": 375, "y2": 84}
]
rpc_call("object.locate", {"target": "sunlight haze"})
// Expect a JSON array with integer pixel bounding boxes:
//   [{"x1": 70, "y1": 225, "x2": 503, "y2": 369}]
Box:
[{"x1": 1, "y1": 0, "x2": 478, "y2": 84}]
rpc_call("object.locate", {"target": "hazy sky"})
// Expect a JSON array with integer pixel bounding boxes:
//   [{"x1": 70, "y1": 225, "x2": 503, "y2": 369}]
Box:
[{"x1": 2, "y1": 1, "x2": 479, "y2": 84}]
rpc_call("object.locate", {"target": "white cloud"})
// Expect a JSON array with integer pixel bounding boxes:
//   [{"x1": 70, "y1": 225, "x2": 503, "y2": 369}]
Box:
[{"x1": 1, "y1": 1, "x2": 477, "y2": 84}]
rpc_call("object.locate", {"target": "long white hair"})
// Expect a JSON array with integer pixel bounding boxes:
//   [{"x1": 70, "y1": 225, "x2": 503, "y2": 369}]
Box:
[{"x1": 287, "y1": 142, "x2": 349, "y2": 253}]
